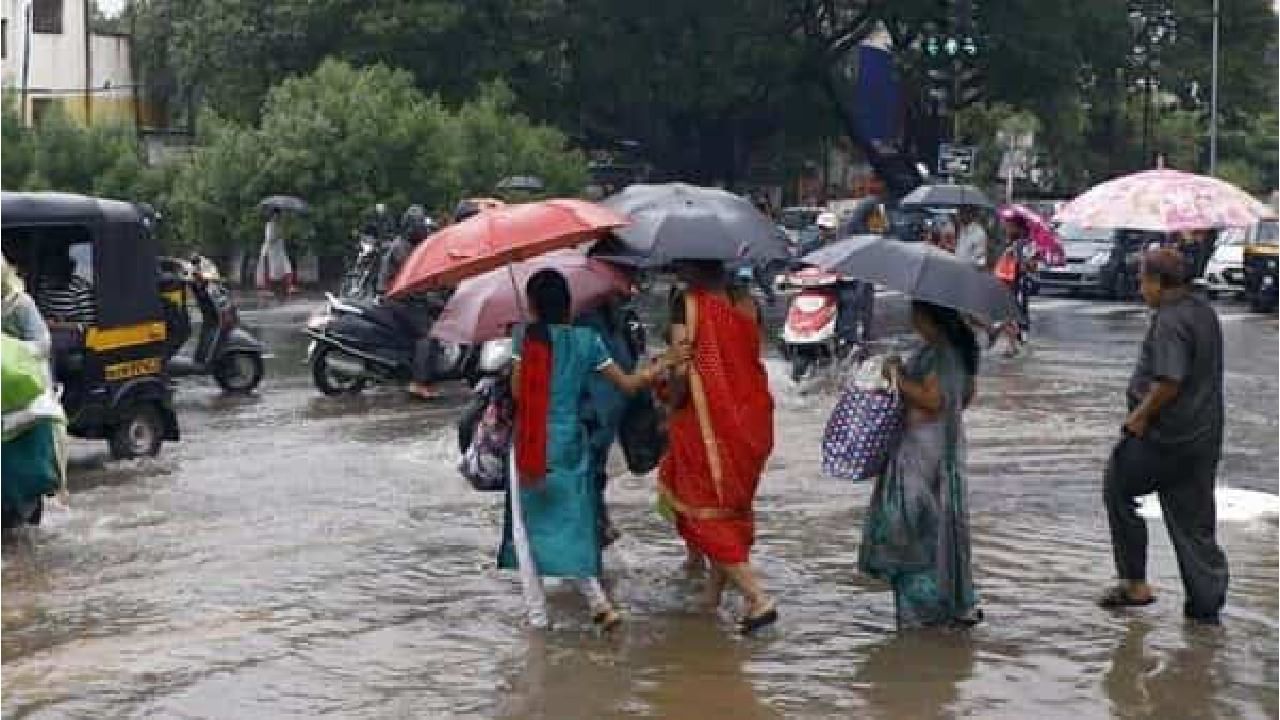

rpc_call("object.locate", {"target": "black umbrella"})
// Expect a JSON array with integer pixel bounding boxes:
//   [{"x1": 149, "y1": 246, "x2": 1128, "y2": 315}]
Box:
[
  {"x1": 602, "y1": 183, "x2": 790, "y2": 263},
  {"x1": 900, "y1": 184, "x2": 992, "y2": 209},
  {"x1": 803, "y1": 235, "x2": 1015, "y2": 322},
  {"x1": 258, "y1": 195, "x2": 309, "y2": 214}
]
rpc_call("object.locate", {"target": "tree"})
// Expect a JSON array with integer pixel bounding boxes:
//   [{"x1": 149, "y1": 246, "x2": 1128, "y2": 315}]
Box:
[
  {"x1": 0, "y1": 92, "x2": 154, "y2": 200},
  {"x1": 163, "y1": 61, "x2": 587, "y2": 256}
]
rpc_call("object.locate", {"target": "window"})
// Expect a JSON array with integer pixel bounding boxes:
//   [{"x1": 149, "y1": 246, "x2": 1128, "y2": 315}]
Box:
[
  {"x1": 2, "y1": 19, "x2": 8, "y2": 59},
  {"x1": 32, "y1": 0, "x2": 62, "y2": 34},
  {"x1": 30, "y1": 98, "x2": 54, "y2": 125}
]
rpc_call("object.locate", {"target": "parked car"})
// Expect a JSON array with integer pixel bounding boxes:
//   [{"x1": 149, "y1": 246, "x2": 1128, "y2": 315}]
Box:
[
  {"x1": 1198, "y1": 226, "x2": 1250, "y2": 299},
  {"x1": 1039, "y1": 224, "x2": 1161, "y2": 300}
]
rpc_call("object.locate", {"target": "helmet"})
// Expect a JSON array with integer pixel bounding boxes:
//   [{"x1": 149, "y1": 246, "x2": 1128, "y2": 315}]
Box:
[
  {"x1": 401, "y1": 205, "x2": 435, "y2": 242},
  {"x1": 816, "y1": 212, "x2": 839, "y2": 230}
]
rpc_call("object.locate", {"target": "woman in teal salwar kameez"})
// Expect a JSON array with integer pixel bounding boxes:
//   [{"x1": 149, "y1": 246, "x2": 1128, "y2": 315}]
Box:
[
  {"x1": 499, "y1": 269, "x2": 675, "y2": 631},
  {"x1": 859, "y1": 301, "x2": 983, "y2": 630}
]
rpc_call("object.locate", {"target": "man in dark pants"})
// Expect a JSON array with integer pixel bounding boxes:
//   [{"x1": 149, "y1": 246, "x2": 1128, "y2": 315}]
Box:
[{"x1": 1100, "y1": 248, "x2": 1228, "y2": 624}]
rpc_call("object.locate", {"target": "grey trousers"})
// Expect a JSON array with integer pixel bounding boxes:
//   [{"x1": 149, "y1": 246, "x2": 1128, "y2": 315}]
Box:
[{"x1": 1104, "y1": 434, "x2": 1229, "y2": 618}]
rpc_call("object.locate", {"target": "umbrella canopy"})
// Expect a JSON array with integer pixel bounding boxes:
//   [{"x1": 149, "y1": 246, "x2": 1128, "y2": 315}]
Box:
[
  {"x1": 602, "y1": 183, "x2": 790, "y2": 263},
  {"x1": 1054, "y1": 169, "x2": 1276, "y2": 233},
  {"x1": 495, "y1": 176, "x2": 545, "y2": 193},
  {"x1": 900, "y1": 184, "x2": 993, "y2": 209},
  {"x1": 259, "y1": 195, "x2": 309, "y2": 214},
  {"x1": 430, "y1": 251, "x2": 630, "y2": 344},
  {"x1": 587, "y1": 233, "x2": 653, "y2": 268},
  {"x1": 998, "y1": 204, "x2": 1066, "y2": 266},
  {"x1": 803, "y1": 235, "x2": 1015, "y2": 322},
  {"x1": 388, "y1": 198, "x2": 627, "y2": 297}
]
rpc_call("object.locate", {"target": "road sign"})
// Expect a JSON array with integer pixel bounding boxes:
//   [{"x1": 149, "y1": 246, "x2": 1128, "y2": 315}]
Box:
[{"x1": 938, "y1": 144, "x2": 976, "y2": 177}]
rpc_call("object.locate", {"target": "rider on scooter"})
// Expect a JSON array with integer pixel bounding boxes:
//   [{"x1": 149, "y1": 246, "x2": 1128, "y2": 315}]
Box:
[{"x1": 816, "y1": 212, "x2": 874, "y2": 345}]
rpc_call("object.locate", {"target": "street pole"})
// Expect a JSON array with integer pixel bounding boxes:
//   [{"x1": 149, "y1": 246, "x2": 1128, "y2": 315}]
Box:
[{"x1": 1209, "y1": 0, "x2": 1220, "y2": 175}]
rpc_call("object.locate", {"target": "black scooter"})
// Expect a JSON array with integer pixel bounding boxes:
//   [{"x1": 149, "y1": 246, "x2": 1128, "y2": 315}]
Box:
[
  {"x1": 161, "y1": 258, "x2": 268, "y2": 393},
  {"x1": 304, "y1": 293, "x2": 474, "y2": 396}
]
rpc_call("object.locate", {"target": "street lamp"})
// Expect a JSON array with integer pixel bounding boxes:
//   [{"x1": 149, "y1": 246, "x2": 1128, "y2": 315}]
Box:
[{"x1": 1209, "y1": 0, "x2": 1220, "y2": 175}]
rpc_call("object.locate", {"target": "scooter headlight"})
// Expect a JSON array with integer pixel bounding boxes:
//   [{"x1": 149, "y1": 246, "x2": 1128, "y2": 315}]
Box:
[{"x1": 307, "y1": 313, "x2": 331, "y2": 330}]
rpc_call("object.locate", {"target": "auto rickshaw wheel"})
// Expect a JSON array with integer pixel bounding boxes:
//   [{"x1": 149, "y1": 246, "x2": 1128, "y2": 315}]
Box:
[
  {"x1": 214, "y1": 351, "x2": 265, "y2": 394},
  {"x1": 109, "y1": 404, "x2": 164, "y2": 459}
]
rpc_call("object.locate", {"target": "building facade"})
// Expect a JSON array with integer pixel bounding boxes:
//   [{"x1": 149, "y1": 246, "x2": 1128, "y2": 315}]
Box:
[{"x1": 1, "y1": 0, "x2": 144, "y2": 125}]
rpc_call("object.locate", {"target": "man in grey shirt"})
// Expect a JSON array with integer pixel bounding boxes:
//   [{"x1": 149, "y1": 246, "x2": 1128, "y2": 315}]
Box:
[{"x1": 1099, "y1": 248, "x2": 1228, "y2": 624}]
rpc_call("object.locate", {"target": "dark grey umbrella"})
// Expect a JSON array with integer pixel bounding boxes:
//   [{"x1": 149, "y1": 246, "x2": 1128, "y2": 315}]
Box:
[
  {"x1": 900, "y1": 184, "x2": 992, "y2": 209},
  {"x1": 602, "y1": 183, "x2": 790, "y2": 263},
  {"x1": 803, "y1": 235, "x2": 1015, "y2": 322},
  {"x1": 259, "y1": 195, "x2": 309, "y2": 214},
  {"x1": 496, "y1": 175, "x2": 545, "y2": 192}
]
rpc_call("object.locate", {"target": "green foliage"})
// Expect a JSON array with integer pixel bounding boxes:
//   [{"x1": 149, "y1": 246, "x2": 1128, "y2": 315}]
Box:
[
  {"x1": 163, "y1": 60, "x2": 586, "y2": 255},
  {"x1": 1, "y1": 92, "x2": 155, "y2": 200}
]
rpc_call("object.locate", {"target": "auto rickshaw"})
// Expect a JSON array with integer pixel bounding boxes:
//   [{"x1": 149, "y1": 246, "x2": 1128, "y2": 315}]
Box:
[
  {"x1": 1, "y1": 192, "x2": 180, "y2": 458},
  {"x1": 1242, "y1": 220, "x2": 1279, "y2": 313}
]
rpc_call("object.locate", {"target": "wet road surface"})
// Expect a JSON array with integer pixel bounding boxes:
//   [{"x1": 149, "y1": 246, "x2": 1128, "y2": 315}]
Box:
[{"x1": 4, "y1": 291, "x2": 1277, "y2": 719}]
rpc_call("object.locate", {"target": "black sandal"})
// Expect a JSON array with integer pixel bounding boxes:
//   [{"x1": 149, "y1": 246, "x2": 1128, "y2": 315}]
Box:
[
  {"x1": 1097, "y1": 585, "x2": 1156, "y2": 609},
  {"x1": 738, "y1": 604, "x2": 779, "y2": 635}
]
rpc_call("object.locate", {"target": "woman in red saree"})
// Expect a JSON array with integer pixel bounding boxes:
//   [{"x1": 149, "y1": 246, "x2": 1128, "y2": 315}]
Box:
[{"x1": 660, "y1": 260, "x2": 777, "y2": 633}]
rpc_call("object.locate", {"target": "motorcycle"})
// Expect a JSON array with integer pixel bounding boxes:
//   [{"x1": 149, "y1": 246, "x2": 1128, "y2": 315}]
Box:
[
  {"x1": 456, "y1": 337, "x2": 515, "y2": 453},
  {"x1": 160, "y1": 257, "x2": 268, "y2": 393},
  {"x1": 339, "y1": 230, "x2": 384, "y2": 299},
  {"x1": 304, "y1": 293, "x2": 474, "y2": 396},
  {"x1": 780, "y1": 267, "x2": 848, "y2": 381}
]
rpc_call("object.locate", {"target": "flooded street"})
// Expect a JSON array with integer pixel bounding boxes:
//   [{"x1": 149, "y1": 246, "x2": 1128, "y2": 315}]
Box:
[{"x1": 4, "y1": 293, "x2": 1277, "y2": 719}]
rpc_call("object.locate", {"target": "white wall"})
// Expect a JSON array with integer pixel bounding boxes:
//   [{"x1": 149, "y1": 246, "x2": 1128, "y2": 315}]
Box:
[{"x1": 0, "y1": 0, "x2": 137, "y2": 123}]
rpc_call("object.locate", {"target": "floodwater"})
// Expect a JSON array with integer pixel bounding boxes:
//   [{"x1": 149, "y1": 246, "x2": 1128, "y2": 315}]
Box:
[{"x1": 3, "y1": 293, "x2": 1277, "y2": 719}]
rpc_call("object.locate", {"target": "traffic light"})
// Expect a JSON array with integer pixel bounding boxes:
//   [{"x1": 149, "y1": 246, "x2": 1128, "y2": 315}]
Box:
[{"x1": 956, "y1": 66, "x2": 984, "y2": 106}]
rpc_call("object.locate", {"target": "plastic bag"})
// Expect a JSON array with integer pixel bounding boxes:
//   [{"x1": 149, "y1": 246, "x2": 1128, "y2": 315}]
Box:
[
  {"x1": 457, "y1": 376, "x2": 512, "y2": 492},
  {"x1": 618, "y1": 390, "x2": 667, "y2": 475},
  {"x1": 2, "y1": 334, "x2": 47, "y2": 413}
]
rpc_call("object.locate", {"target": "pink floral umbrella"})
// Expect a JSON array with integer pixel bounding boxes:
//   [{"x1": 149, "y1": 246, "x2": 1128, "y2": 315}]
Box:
[
  {"x1": 998, "y1": 204, "x2": 1066, "y2": 266},
  {"x1": 1054, "y1": 169, "x2": 1275, "y2": 233},
  {"x1": 430, "y1": 250, "x2": 630, "y2": 344}
]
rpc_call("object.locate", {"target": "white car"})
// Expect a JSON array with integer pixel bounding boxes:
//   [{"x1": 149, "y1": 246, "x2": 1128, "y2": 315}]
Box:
[{"x1": 1199, "y1": 227, "x2": 1248, "y2": 298}]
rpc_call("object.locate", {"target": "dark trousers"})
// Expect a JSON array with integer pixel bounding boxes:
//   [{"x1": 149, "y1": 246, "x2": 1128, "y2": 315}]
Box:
[
  {"x1": 412, "y1": 338, "x2": 437, "y2": 383},
  {"x1": 1104, "y1": 434, "x2": 1229, "y2": 618},
  {"x1": 836, "y1": 282, "x2": 874, "y2": 343}
]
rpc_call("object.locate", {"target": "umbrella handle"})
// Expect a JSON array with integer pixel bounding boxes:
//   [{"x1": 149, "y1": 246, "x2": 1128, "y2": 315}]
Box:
[{"x1": 507, "y1": 263, "x2": 529, "y2": 329}]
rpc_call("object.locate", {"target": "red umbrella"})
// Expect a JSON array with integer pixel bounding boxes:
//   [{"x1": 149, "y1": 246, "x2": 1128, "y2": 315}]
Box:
[
  {"x1": 999, "y1": 204, "x2": 1066, "y2": 267},
  {"x1": 387, "y1": 199, "x2": 628, "y2": 297},
  {"x1": 430, "y1": 251, "x2": 630, "y2": 344}
]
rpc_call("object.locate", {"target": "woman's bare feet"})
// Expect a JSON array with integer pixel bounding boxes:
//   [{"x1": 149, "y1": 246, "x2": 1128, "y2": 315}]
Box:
[{"x1": 407, "y1": 382, "x2": 439, "y2": 399}]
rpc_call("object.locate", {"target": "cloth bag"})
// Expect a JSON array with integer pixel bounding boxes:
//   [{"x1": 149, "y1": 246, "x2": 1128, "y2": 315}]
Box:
[
  {"x1": 821, "y1": 355, "x2": 905, "y2": 481},
  {"x1": 457, "y1": 376, "x2": 512, "y2": 492}
]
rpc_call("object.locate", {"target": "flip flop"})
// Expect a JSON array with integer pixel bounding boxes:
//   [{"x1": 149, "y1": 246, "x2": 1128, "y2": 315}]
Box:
[
  {"x1": 738, "y1": 604, "x2": 779, "y2": 635},
  {"x1": 1097, "y1": 586, "x2": 1156, "y2": 609},
  {"x1": 592, "y1": 608, "x2": 623, "y2": 633}
]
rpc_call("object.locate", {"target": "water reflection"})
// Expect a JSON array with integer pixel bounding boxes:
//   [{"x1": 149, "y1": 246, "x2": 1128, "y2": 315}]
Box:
[
  {"x1": 1103, "y1": 621, "x2": 1226, "y2": 720},
  {"x1": 857, "y1": 631, "x2": 976, "y2": 720}
]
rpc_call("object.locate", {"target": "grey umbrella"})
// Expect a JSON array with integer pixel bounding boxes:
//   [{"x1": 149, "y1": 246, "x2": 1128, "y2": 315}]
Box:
[
  {"x1": 803, "y1": 235, "x2": 1015, "y2": 322},
  {"x1": 259, "y1": 195, "x2": 309, "y2": 214},
  {"x1": 900, "y1": 184, "x2": 993, "y2": 209},
  {"x1": 602, "y1": 183, "x2": 790, "y2": 263}
]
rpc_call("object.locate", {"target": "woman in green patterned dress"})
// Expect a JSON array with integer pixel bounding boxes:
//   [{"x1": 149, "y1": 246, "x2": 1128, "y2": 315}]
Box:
[{"x1": 859, "y1": 300, "x2": 983, "y2": 630}]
